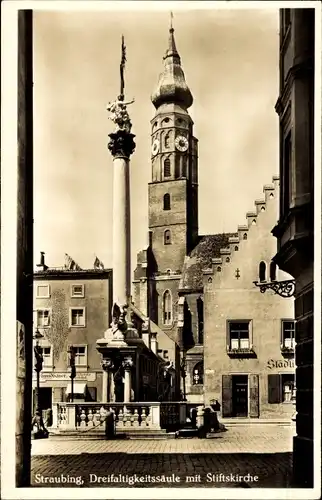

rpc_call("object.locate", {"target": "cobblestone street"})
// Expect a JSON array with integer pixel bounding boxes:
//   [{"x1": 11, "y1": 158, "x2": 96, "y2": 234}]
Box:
[{"x1": 31, "y1": 424, "x2": 296, "y2": 488}]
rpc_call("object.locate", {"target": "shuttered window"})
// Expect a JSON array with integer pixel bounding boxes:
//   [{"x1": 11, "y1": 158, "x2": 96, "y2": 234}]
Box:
[
  {"x1": 222, "y1": 375, "x2": 233, "y2": 417},
  {"x1": 249, "y1": 374, "x2": 259, "y2": 417}
]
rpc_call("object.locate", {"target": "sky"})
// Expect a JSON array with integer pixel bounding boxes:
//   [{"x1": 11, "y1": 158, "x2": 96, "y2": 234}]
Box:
[{"x1": 33, "y1": 6, "x2": 280, "y2": 273}]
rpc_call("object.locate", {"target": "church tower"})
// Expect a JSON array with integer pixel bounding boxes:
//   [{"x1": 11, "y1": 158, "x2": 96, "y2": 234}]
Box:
[
  {"x1": 149, "y1": 22, "x2": 199, "y2": 274},
  {"x1": 133, "y1": 21, "x2": 199, "y2": 351}
]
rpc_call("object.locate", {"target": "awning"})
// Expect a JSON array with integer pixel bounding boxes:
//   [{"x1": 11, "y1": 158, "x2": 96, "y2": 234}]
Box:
[{"x1": 65, "y1": 382, "x2": 86, "y2": 395}]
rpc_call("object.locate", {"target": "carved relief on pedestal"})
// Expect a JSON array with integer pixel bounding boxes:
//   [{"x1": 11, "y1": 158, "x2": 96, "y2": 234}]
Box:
[
  {"x1": 101, "y1": 358, "x2": 115, "y2": 372},
  {"x1": 122, "y1": 356, "x2": 134, "y2": 371}
]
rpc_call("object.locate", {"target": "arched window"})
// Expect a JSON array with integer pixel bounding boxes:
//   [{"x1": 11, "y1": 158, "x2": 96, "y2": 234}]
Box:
[
  {"x1": 164, "y1": 229, "x2": 171, "y2": 245},
  {"x1": 270, "y1": 261, "x2": 277, "y2": 281},
  {"x1": 243, "y1": 233, "x2": 247, "y2": 240},
  {"x1": 164, "y1": 133, "x2": 170, "y2": 148},
  {"x1": 197, "y1": 297, "x2": 204, "y2": 344},
  {"x1": 164, "y1": 158, "x2": 171, "y2": 177},
  {"x1": 193, "y1": 361, "x2": 203, "y2": 385},
  {"x1": 163, "y1": 193, "x2": 170, "y2": 210},
  {"x1": 259, "y1": 261, "x2": 266, "y2": 282},
  {"x1": 163, "y1": 290, "x2": 172, "y2": 325}
]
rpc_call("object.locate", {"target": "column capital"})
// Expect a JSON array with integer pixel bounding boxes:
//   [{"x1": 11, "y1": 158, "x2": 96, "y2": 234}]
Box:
[
  {"x1": 101, "y1": 358, "x2": 115, "y2": 371},
  {"x1": 108, "y1": 130, "x2": 136, "y2": 159},
  {"x1": 122, "y1": 355, "x2": 134, "y2": 371}
]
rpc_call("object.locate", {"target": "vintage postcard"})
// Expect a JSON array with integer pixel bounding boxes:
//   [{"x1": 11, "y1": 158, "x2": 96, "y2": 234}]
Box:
[{"x1": 1, "y1": 1, "x2": 321, "y2": 499}]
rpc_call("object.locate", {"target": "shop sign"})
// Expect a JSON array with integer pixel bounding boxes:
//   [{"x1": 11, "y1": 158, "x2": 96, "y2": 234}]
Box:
[
  {"x1": 33, "y1": 372, "x2": 97, "y2": 382},
  {"x1": 267, "y1": 359, "x2": 295, "y2": 369}
]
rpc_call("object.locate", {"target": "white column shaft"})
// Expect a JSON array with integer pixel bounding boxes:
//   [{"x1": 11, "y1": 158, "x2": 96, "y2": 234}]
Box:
[
  {"x1": 124, "y1": 369, "x2": 131, "y2": 403},
  {"x1": 102, "y1": 370, "x2": 108, "y2": 403},
  {"x1": 113, "y1": 156, "x2": 131, "y2": 307}
]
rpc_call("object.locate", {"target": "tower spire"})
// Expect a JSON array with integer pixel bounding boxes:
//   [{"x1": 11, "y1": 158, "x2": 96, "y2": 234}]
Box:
[{"x1": 151, "y1": 18, "x2": 193, "y2": 110}]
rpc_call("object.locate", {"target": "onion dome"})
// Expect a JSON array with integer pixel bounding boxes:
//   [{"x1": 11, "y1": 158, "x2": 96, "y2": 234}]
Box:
[{"x1": 151, "y1": 26, "x2": 193, "y2": 110}]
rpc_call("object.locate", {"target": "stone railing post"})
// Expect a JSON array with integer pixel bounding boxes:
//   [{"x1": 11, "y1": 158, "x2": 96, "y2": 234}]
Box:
[{"x1": 122, "y1": 356, "x2": 134, "y2": 403}]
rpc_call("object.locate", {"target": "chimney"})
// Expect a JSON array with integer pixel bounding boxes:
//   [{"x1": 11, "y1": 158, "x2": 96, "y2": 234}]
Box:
[{"x1": 36, "y1": 251, "x2": 48, "y2": 271}]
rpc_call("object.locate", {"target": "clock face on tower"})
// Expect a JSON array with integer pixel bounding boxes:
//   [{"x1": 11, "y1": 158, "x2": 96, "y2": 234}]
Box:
[
  {"x1": 151, "y1": 138, "x2": 160, "y2": 156},
  {"x1": 175, "y1": 135, "x2": 189, "y2": 152}
]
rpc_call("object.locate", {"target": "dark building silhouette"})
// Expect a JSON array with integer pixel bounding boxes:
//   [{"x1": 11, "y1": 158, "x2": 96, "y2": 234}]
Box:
[
  {"x1": 16, "y1": 10, "x2": 33, "y2": 486},
  {"x1": 273, "y1": 8, "x2": 315, "y2": 487}
]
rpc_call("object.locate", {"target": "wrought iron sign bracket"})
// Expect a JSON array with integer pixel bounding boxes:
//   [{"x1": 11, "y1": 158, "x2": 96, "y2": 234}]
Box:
[{"x1": 253, "y1": 279, "x2": 296, "y2": 298}]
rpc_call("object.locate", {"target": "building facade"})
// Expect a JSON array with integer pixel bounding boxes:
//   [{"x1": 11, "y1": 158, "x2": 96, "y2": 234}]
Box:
[
  {"x1": 133, "y1": 22, "x2": 295, "y2": 419},
  {"x1": 273, "y1": 8, "x2": 315, "y2": 487},
  {"x1": 33, "y1": 263, "x2": 113, "y2": 410},
  {"x1": 202, "y1": 178, "x2": 295, "y2": 419}
]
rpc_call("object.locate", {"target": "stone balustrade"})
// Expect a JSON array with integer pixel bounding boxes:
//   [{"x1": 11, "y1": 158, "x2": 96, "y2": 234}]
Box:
[{"x1": 53, "y1": 401, "x2": 197, "y2": 432}]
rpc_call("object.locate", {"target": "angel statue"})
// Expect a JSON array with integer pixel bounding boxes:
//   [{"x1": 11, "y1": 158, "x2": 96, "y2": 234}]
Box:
[
  {"x1": 111, "y1": 302, "x2": 128, "y2": 336},
  {"x1": 106, "y1": 95, "x2": 135, "y2": 133}
]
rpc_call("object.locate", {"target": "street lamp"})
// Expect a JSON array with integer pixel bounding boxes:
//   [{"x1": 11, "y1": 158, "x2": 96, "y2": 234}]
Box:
[
  {"x1": 68, "y1": 346, "x2": 76, "y2": 402},
  {"x1": 31, "y1": 327, "x2": 48, "y2": 439}
]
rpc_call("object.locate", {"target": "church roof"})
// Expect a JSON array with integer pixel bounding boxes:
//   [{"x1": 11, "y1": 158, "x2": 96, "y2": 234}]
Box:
[
  {"x1": 179, "y1": 233, "x2": 234, "y2": 292},
  {"x1": 151, "y1": 26, "x2": 193, "y2": 110}
]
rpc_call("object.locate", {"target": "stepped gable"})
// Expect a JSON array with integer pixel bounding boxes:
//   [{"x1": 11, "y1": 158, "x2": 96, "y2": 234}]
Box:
[
  {"x1": 179, "y1": 233, "x2": 234, "y2": 292},
  {"x1": 205, "y1": 175, "x2": 279, "y2": 275}
]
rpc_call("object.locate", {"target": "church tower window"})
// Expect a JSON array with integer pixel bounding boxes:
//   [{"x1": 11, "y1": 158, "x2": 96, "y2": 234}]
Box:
[
  {"x1": 163, "y1": 290, "x2": 172, "y2": 325},
  {"x1": 164, "y1": 158, "x2": 171, "y2": 177},
  {"x1": 259, "y1": 261, "x2": 266, "y2": 282},
  {"x1": 164, "y1": 133, "x2": 170, "y2": 149},
  {"x1": 163, "y1": 193, "x2": 171, "y2": 211},
  {"x1": 164, "y1": 229, "x2": 171, "y2": 245}
]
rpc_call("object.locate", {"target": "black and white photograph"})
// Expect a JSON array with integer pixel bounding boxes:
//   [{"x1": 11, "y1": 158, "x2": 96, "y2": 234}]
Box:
[{"x1": 1, "y1": 1, "x2": 321, "y2": 498}]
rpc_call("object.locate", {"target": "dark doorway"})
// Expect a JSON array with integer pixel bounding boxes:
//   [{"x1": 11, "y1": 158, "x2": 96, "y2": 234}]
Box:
[{"x1": 232, "y1": 375, "x2": 248, "y2": 417}]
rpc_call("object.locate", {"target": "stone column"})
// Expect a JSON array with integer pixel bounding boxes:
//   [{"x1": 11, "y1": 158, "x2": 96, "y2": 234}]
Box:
[
  {"x1": 101, "y1": 359, "x2": 115, "y2": 403},
  {"x1": 122, "y1": 356, "x2": 134, "y2": 403},
  {"x1": 108, "y1": 129, "x2": 136, "y2": 336}
]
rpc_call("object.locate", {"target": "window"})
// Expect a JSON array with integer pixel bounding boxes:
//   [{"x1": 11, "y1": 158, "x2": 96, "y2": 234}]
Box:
[
  {"x1": 282, "y1": 374, "x2": 295, "y2": 403},
  {"x1": 270, "y1": 262, "x2": 277, "y2": 281},
  {"x1": 163, "y1": 290, "x2": 172, "y2": 325},
  {"x1": 281, "y1": 320, "x2": 295, "y2": 349},
  {"x1": 181, "y1": 157, "x2": 187, "y2": 177},
  {"x1": 37, "y1": 309, "x2": 50, "y2": 327},
  {"x1": 193, "y1": 362, "x2": 203, "y2": 385},
  {"x1": 259, "y1": 261, "x2": 266, "y2": 282},
  {"x1": 70, "y1": 308, "x2": 86, "y2": 327},
  {"x1": 71, "y1": 284, "x2": 84, "y2": 297},
  {"x1": 197, "y1": 297, "x2": 204, "y2": 344},
  {"x1": 164, "y1": 229, "x2": 171, "y2": 245},
  {"x1": 163, "y1": 193, "x2": 171, "y2": 211},
  {"x1": 39, "y1": 346, "x2": 52, "y2": 368},
  {"x1": 228, "y1": 321, "x2": 251, "y2": 350},
  {"x1": 36, "y1": 284, "x2": 50, "y2": 298},
  {"x1": 164, "y1": 133, "x2": 170, "y2": 148},
  {"x1": 164, "y1": 158, "x2": 171, "y2": 177},
  {"x1": 74, "y1": 346, "x2": 87, "y2": 366},
  {"x1": 243, "y1": 233, "x2": 247, "y2": 240},
  {"x1": 268, "y1": 373, "x2": 295, "y2": 404}
]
